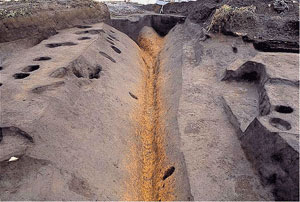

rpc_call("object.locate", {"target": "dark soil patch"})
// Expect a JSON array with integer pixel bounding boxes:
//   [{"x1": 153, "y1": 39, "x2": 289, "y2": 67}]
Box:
[
  {"x1": 269, "y1": 118, "x2": 291, "y2": 131},
  {"x1": 129, "y1": 92, "x2": 138, "y2": 100},
  {"x1": 111, "y1": 46, "x2": 121, "y2": 54},
  {"x1": 33, "y1": 56, "x2": 51, "y2": 61},
  {"x1": 78, "y1": 37, "x2": 91, "y2": 40},
  {"x1": 108, "y1": 34, "x2": 119, "y2": 41},
  {"x1": 253, "y1": 40, "x2": 299, "y2": 53},
  {"x1": 99, "y1": 51, "x2": 116, "y2": 63},
  {"x1": 163, "y1": 166, "x2": 175, "y2": 180},
  {"x1": 107, "y1": 37, "x2": 114, "y2": 41},
  {"x1": 89, "y1": 65, "x2": 102, "y2": 79},
  {"x1": 240, "y1": 72, "x2": 259, "y2": 82},
  {"x1": 274, "y1": 105, "x2": 294, "y2": 114},
  {"x1": 75, "y1": 25, "x2": 93, "y2": 29},
  {"x1": 75, "y1": 29, "x2": 105, "y2": 35},
  {"x1": 13, "y1": 73, "x2": 30, "y2": 79},
  {"x1": 106, "y1": 39, "x2": 115, "y2": 45},
  {"x1": 46, "y1": 42, "x2": 78, "y2": 48},
  {"x1": 22, "y1": 65, "x2": 40, "y2": 72}
]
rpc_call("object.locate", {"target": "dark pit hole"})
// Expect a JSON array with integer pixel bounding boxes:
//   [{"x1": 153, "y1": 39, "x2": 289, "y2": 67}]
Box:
[
  {"x1": 75, "y1": 25, "x2": 92, "y2": 29},
  {"x1": 63, "y1": 42, "x2": 78, "y2": 46},
  {"x1": 0, "y1": 83, "x2": 2, "y2": 87},
  {"x1": 46, "y1": 43, "x2": 62, "y2": 48},
  {"x1": 151, "y1": 15, "x2": 185, "y2": 37},
  {"x1": 33, "y1": 56, "x2": 51, "y2": 61},
  {"x1": 107, "y1": 37, "x2": 114, "y2": 41},
  {"x1": 111, "y1": 46, "x2": 121, "y2": 54},
  {"x1": 89, "y1": 29, "x2": 105, "y2": 35},
  {"x1": 267, "y1": 173, "x2": 277, "y2": 185},
  {"x1": 106, "y1": 39, "x2": 115, "y2": 45},
  {"x1": 89, "y1": 65, "x2": 102, "y2": 79},
  {"x1": 13, "y1": 73, "x2": 30, "y2": 79},
  {"x1": 129, "y1": 92, "x2": 138, "y2": 100},
  {"x1": 271, "y1": 153, "x2": 283, "y2": 163},
  {"x1": 0, "y1": 66, "x2": 3, "y2": 71},
  {"x1": 241, "y1": 71, "x2": 260, "y2": 82},
  {"x1": 76, "y1": 30, "x2": 89, "y2": 34},
  {"x1": 232, "y1": 46, "x2": 238, "y2": 53},
  {"x1": 205, "y1": 34, "x2": 211, "y2": 39},
  {"x1": 46, "y1": 42, "x2": 77, "y2": 48},
  {"x1": 78, "y1": 37, "x2": 91, "y2": 40},
  {"x1": 73, "y1": 69, "x2": 83, "y2": 78},
  {"x1": 162, "y1": 166, "x2": 175, "y2": 180},
  {"x1": 22, "y1": 65, "x2": 40, "y2": 72},
  {"x1": 269, "y1": 118, "x2": 291, "y2": 131},
  {"x1": 99, "y1": 51, "x2": 116, "y2": 63},
  {"x1": 108, "y1": 34, "x2": 119, "y2": 41},
  {"x1": 274, "y1": 105, "x2": 294, "y2": 114},
  {"x1": 75, "y1": 29, "x2": 105, "y2": 35}
]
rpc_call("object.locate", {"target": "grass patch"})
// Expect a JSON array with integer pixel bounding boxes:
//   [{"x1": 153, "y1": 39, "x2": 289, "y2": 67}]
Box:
[{"x1": 208, "y1": 4, "x2": 256, "y2": 32}]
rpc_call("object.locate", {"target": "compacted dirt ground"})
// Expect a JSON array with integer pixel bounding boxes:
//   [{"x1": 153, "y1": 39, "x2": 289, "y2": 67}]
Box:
[{"x1": 0, "y1": 0, "x2": 299, "y2": 201}]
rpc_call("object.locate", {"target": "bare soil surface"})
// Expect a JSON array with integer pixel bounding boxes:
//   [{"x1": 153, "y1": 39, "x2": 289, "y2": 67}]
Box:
[
  {"x1": 0, "y1": 0, "x2": 299, "y2": 201},
  {"x1": 0, "y1": 0, "x2": 110, "y2": 43}
]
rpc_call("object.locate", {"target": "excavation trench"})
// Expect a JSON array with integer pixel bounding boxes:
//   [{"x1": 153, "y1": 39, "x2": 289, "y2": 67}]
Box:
[
  {"x1": 125, "y1": 27, "x2": 169, "y2": 201},
  {"x1": 124, "y1": 26, "x2": 186, "y2": 201}
]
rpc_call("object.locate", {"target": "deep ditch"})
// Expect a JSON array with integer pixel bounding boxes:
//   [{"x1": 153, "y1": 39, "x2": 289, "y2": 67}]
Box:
[
  {"x1": 115, "y1": 15, "x2": 190, "y2": 201},
  {"x1": 131, "y1": 28, "x2": 169, "y2": 201}
]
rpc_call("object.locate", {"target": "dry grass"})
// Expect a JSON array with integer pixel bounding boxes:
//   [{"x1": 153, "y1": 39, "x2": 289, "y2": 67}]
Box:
[{"x1": 208, "y1": 4, "x2": 256, "y2": 32}]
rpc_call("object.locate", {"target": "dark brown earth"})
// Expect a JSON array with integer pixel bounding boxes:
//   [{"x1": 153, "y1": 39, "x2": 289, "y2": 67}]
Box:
[
  {"x1": 152, "y1": 0, "x2": 299, "y2": 52},
  {"x1": 0, "y1": 0, "x2": 110, "y2": 43}
]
